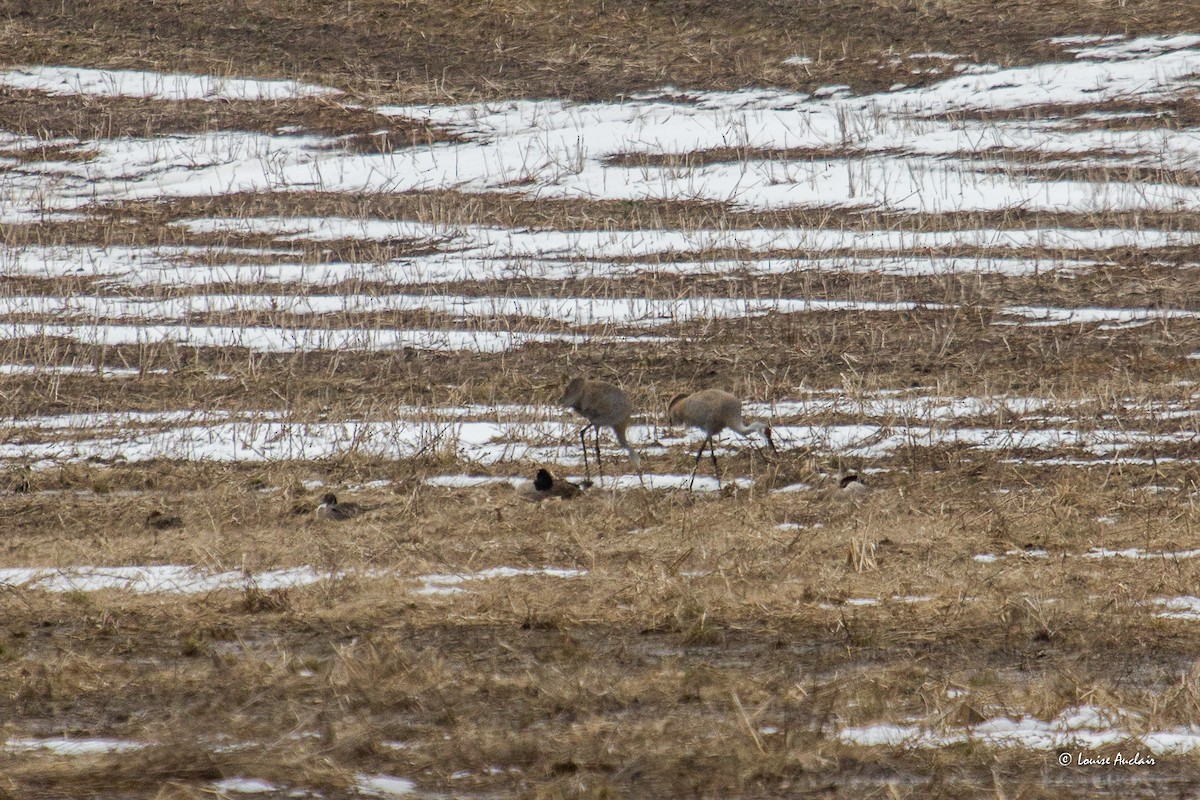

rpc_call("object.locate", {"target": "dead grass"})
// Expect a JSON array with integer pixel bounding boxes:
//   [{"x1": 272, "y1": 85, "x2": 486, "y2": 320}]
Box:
[
  {"x1": 6, "y1": 0, "x2": 1200, "y2": 101},
  {"x1": 0, "y1": 88, "x2": 453, "y2": 147},
  {"x1": 4, "y1": 462, "x2": 1200, "y2": 796},
  {"x1": 82, "y1": 190, "x2": 1200, "y2": 235}
]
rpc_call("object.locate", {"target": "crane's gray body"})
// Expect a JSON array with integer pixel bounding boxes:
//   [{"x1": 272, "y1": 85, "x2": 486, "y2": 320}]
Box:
[
  {"x1": 560, "y1": 378, "x2": 641, "y2": 478},
  {"x1": 667, "y1": 389, "x2": 773, "y2": 489}
]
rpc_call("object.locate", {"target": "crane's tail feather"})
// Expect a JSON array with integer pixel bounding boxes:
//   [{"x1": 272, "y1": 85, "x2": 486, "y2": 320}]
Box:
[{"x1": 614, "y1": 424, "x2": 640, "y2": 468}]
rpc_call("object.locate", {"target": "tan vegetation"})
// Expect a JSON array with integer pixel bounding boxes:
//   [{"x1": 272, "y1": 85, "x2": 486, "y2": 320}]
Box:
[{"x1": 6, "y1": 0, "x2": 1200, "y2": 100}]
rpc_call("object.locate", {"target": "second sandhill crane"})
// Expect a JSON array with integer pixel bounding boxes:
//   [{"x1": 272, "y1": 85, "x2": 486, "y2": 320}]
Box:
[
  {"x1": 559, "y1": 377, "x2": 641, "y2": 482},
  {"x1": 667, "y1": 389, "x2": 775, "y2": 489}
]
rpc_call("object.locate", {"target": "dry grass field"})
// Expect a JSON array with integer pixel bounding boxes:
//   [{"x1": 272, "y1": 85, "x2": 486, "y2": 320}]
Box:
[{"x1": 3, "y1": 1, "x2": 1200, "y2": 798}]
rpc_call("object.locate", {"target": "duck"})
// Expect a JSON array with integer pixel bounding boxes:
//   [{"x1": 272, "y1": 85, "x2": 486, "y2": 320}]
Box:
[
  {"x1": 315, "y1": 492, "x2": 366, "y2": 521},
  {"x1": 145, "y1": 509, "x2": 183, "y2": 531},
  {"x1": 837, "y1": 472, "x2": 869, "y2": 499},
  {"x1": 520, "y1": 468, "x2": 584, "y2": 502}
]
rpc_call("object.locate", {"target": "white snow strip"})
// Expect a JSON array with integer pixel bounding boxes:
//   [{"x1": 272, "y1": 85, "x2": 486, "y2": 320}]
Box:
[
  {"x1": 0, "y1": 66, "x2": 339, "y2": 101},
  {"x1": 4, "y1": 737, "x2": 145, "y2": 755},
  {"x1": 424, "y1": 475, "x2": 524, "y2": 488},
  {"x1": 1155, "y1": 597, "x2": 1200, "y2": 620},
  {"x1": 210, "y1": 778, "x2": 279, "y2": 794},
  {"x1": 0, "y1": 243, "x2": 1106, "y2": 288},
  {"x1": 0, "y1": 408, "x2": 1191, "y2": 466},
  {"x1": 356, "y1": 775, "x2": 416, "y2": 797},
  {"x1": 0, "y1": 564, "x2": 585, "y2": 595},
  {"x1": 0, "y1": 292, "x2": 939, "y2": 326},
  {"x1": 0, "y1": 322, "x2": 668, "y2": 353},
  {"x1": 1084, "y1": 547, "x2": 1200, "y2": 560},
  {"x1": 414, "y1": 566, "x2": 587, "y2": 595},
  {"x1": 749, "y1": 394, "x2": 1056, "y2": 421},
  {"x1": 0, "y1": 363, "x2": 168, "y2": 377},
  {"x1": 976, "y1": 547, "x2": 1200, "y2": 562},
  {"x1": 168, "y1": 219, "x2": 1200, "y2": 257},
  {"x1": 0, "y1": 565, "x2": 335, "y2": 594},
  {"x1": 7, "y1": 292, "x2": 1200, "y2": 333},
  {"x1": 974, "y1": 549, "x2": 1050, "y2": 562},
  {"x1": 841, "y1": 705, "x2": 1198, "y2": 753}
]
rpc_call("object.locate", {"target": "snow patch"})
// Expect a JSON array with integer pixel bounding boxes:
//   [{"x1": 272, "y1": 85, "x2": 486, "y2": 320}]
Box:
[
  {"x1": 356, "y1": 775, "x2": 416, "y2": 796},
  {"x1": 842, "y1": 705, "x2": 1196, "y2": 752},
  {"x1": 0, "y1": 66, "x2": 339, "y2": 101}
]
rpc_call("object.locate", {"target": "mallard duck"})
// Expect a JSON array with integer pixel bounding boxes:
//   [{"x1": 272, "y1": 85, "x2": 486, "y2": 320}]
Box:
[
  {"x1": 521, "y1": 468, "x2": 583, "y2": 502},
  {"x1": 316, "y1": 492, "x2": 365, "y2": 521}
]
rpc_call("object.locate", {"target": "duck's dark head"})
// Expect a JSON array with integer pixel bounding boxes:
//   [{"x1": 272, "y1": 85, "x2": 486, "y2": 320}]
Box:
[
  {"x1": 838, "y1": 474, "x2": 861, "y2": 489},
  {"x1": 534, "y1": 469, "x2": 554, "y2": 491},
  {"x1": 320, "y1": 492, "x2": 338, "y2": 506}
]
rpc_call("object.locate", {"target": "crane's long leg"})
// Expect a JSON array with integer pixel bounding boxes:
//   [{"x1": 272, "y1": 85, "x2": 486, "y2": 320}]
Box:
[
  {"x1": 578, "y1": 425, "x2": 592, "y2": 481},
  {"x1": 688, "y1": 435, "x2": 711, "y2": 490},
  {"x1": 709, "y1": 436, "x2": 722, "y2": 489},
  {"x1": 594, "y1": 426, "x2": 604, "y2": 481}
]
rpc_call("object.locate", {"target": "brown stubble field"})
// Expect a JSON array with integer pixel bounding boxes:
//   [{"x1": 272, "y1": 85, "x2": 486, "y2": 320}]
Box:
[{"x1": 4, "y1": 0, "x2": 1200, "y2": 798}]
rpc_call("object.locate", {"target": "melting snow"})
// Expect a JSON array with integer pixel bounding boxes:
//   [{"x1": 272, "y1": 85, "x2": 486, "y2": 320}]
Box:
[
  {"x1": 0, "y1": 404, "x2": 1191, "y2": 466},
  {"x1": 414, "y1": 566, "x2": 586, "y2": 596},
  {"x1": 210, "y1": 778, "x2": 279, "y2": 794},
  {"x1": 355, "y1": 775, "x2": 416, "y2": 796},
  {"x1": 6, "y1": 37, "x2": 1200, "y2": 221},
  {"x1": 0, "y1": 292, "x2": 943, "y2": 326},
  {"x1": 4, "y1": 736, "x2": 145, "y2": 755},
  {"x1": 0, "y1": 65, "x2": 339, "y2": 101},
  {"x1": 1084, "y1": 548, "x2": 1200, "y2": 560},
  {"x1": 841, "y1": 705, "x2": 1200, "y2": 752},
  {"x1": 424, "y1": 475, "x2": 524, "y2": 488},
  {"x1": 0, "y1": 565, "x2": 336, "y2": 594},
  {"x1": 0, "y1": 564, "x2": 586, "y2": 596},
  {"x1": 1154, "y1": 597, "x2": 1200, "y2": 620},
  {"x1": 1, "y1": 322, "x2": 668, "y2": 354},
  {"x1": 0, "y1": 363, "x2": 168, "y2": 377}
]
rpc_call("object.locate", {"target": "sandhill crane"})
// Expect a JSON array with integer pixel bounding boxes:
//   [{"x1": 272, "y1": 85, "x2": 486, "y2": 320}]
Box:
[
  {"x1": 520, "y1": 468, "x2": 584, "y2": 502},
  {"x1": 667, "y1": 389, "x2": 775, "y2": 489},
  {"x1": 316, "y1": 492, "x2": 365, "y2": 521},
  {"x1": 559, "y1": 377, "x2": 641, "y2": 482}
]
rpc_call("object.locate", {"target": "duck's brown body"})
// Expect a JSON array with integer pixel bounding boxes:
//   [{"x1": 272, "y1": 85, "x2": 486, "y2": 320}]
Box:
[
  {"x1": 521, "y1": 469, "x2": 584, "y2": 502},
  {"x1": 316, "y1": 493, "x2": 364, "y2": 521}
]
